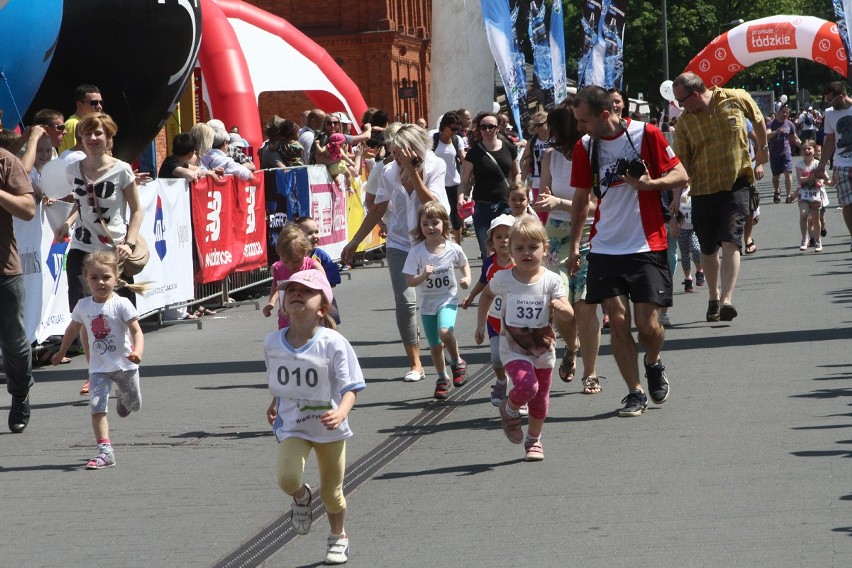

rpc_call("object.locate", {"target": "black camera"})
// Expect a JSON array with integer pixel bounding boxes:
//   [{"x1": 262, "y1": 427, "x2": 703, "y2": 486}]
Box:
[{"x1": 614, "y1": 158, "x2": 647, "y2": 178}]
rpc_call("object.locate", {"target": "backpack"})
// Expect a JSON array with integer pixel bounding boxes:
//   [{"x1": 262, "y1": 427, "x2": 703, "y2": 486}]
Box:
[{"x1": 432, "y1": 132, "x2": 462, "y2": 173}]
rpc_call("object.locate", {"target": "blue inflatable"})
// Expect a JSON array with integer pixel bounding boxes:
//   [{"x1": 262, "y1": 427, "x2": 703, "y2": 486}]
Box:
[{"x1": 0, "y1": 0, "x2": 63, "y2": 128}]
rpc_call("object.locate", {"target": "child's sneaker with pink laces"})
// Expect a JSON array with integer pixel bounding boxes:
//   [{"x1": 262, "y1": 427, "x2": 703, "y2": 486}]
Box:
[{"x1": 524, "y1": 439, "x2": 543, "y2": 461}]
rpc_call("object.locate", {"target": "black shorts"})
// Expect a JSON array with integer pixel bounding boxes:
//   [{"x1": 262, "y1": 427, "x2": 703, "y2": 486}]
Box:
[
  {"x1": 445, "y1": 185, "x2": 462, "y2": 229},
  {"x1": 585, "y1": 250, "x2": 673, "y2": 307},
  {"x1": 691, "y1": 181, "x2": 749, "y2": 255}
]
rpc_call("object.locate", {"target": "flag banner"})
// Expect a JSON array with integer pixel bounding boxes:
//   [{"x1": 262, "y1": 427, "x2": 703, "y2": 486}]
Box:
[
  {"x1": 528, "y1": 1, "x2": 555, "y2": 108},
  {"x1": 833, "y1": 0, "x2": 852, "y2": 77},
  {"x1": 482, "y1": 0, "x2": 527, "y2": 129},
  {"x1": 306, "y1": 166, "x2": 348, "y2": 261},
  {"x1": 578, "y1": 0, "x2": 628, "y2": 89},
  {"x1": 550, "y1": 0, "x2": 568, "y2": 104}
]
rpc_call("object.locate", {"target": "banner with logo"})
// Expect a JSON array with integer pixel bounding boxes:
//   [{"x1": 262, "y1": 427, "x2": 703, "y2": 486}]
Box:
[
  {"x1": 528, "y1": 1, "x2": 555, "y2": 108},
  {"x1": 134, "y1": 179, "x2": 195, "y2": 315},
  {"x1": 578, "y1": 0, "x2": 628, "y2": 89},
  {"x1": 307, "y1": 166, "x2": 348, "y2": 260},
  {"x1": 192, "y1": 173, "x2": 266, "y2": 283},
  {"x1": 481, "y1": 0, "x2": 527, "y2": 130},
  {"x1": 13, "y1": 202, "x2": 71, "y2": 344}
]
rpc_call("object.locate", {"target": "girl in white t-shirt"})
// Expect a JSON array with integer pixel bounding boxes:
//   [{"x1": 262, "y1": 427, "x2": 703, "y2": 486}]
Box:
[
  {"x1": 403, "y1": 201, "x2": 471, "y2": 399},
  {"x1": 474, "y1": 217, "x2": 573, "y2": 461},
  {"x1": 264, "y1": 270, "x2": 365, "y2": 565},
  {"x1": 796, "y1": 140, "x2": 825, "y2": 252},
  {"x1": 51, "y1": 251, "x2": 148, "y2": 470}
]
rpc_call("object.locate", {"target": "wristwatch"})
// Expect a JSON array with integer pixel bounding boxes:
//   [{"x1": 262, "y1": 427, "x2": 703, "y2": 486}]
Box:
[
  {"x1": 760, "y1": 144, "x2": 769, "y2": 151},
  {"x1": 125, "y1": 242, "x2": 136, "y2": 252}
]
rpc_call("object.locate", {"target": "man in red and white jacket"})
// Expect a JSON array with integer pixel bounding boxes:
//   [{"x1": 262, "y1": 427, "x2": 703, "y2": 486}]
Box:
[{"x1": 568, "y1": 85, "x2": 688, "y2": 418}]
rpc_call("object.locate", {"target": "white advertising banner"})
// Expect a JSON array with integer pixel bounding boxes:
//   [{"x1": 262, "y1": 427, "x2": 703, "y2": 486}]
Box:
[{"x1": 134, "y1": 179, "x2": 195, "y2": 315}]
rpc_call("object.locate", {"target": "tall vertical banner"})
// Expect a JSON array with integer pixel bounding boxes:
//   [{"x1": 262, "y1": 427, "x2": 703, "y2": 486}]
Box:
[
  {"x1": 833, "y1": 0, "x2": 852, "y2": 77},
  {"x1": 578, "y1": 0, "x2": 628, "y2": 89},
  {"x1": 528, "y1": 1, "x2": 555, "y2": 108},
  {"x1": 550, "y1": 0, "x2": 568, "y2": 104},
  {"x1": 481, "y1": 0, "x2": 527, "y2": 130}
]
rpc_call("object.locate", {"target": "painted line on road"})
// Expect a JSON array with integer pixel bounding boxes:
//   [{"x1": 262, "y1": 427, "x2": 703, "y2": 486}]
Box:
[{"x1": 211, "y1": 363, "x2": 496, "y2": 568}]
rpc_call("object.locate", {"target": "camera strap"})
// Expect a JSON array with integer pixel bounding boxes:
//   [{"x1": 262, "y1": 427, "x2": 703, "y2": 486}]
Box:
[{"x1": 590, "y1": 138, "x2": 604, "y2": 200}]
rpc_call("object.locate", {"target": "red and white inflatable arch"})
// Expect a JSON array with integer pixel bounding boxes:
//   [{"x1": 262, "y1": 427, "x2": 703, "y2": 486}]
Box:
[
  {"x1": 684, "y1": 15, "x2": 848, "y2": 87},
  {"x1": 198, "y1": 0, "x2": 368, "y2": 157}
]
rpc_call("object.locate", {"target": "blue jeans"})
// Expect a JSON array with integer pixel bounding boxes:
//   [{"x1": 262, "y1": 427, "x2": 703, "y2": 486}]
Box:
[
  {"x1": 0, "y1": 274, "x2": 33, "y2": 399},
  {"x1": 472, "y1": 200, "x2": 509, "y2": 260}
]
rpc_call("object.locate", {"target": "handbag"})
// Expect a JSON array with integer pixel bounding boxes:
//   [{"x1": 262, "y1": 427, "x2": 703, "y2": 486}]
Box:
[{"x1": 90, "y1": 182, "x2": 150, "y2": 276}]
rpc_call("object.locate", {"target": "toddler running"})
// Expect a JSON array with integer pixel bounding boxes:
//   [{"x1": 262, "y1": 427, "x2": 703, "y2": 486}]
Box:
[
  {"x1": 675, "y1": 185, "x2": 704, "y2": 292},
  {"x1": 475, "y1": 217, "x2": 573, "y2": 461},
  {"x1": 264, "y1": 270, "x2": 365, "y2": 565},
  {"x1": 796, "y1": 140, "x2": 825, "y2": 252},
  {"x1": 461, "y1": 214, "x2": 516, "y2": 406},
  {"x1": 51, "y1": 251, "x2": 147, "y2": 469},
  {"x1": 403, "y1": 201, "x2": 471, "y2": 399}
]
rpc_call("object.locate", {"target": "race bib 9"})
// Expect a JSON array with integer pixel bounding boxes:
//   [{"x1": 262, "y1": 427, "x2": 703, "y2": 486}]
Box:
[
  {"x1": 504, "y1": 294, "x2": 549, "y2": 328},
  {"x1": 487, "y1": 295, "x2": 504, "y2": 319}
]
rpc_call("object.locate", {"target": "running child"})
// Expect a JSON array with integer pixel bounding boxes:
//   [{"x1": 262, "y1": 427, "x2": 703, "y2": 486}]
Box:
[
  {"x1": 461, "y1": 214, "x2": 516, "y2": 407},
  {"x1": 51, "y1": 251, "x2": 147, "y2": 470},
  {"x1": 264, "y1": 270, "x2": 365, "y2": 565},
  {"x1": 507, "y1": 181, "x2": 537, "y2": 219},
  {"x1": 796, "y1": 140, "x2": 824, "y2": 252},
  {"x1": 263, "y1": 224, "x2": 325, "y2": 328},
  {"x1": 674, "y1": 185, "x2": 704, "y2": 292},
  {"x1": 474, "y1": 216, "x2": 572, "y2": 461},
  {"x1": 403, "y1": 201, "x2": 471, "y2": 399},
  {"x1": 294, "y1": 216, "x2": 343, "y2": 323}
]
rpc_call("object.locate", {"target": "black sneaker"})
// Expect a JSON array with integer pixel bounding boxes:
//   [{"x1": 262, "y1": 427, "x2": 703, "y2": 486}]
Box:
[
  {"x1": 618, "y1": 390, "x2": 648, "y2": 417},
  {"x1": 8, "y1": 395, "x2": 30, "y2": 433},
  {"x1": 644, "y1": 359, "x2": 669, "y2": 405},
  {"x1": 434, "y1": 377, "x2": 451, "y2": 399},
  {"x1": 695, "y1": 271, "x2": 705, "y2": 286},
  {"x1": 683, "y1": 278, "x2": 694, "y2": 293},
  {"x1": 706, "y1": 299, "x2": 721, "y2": 322}
]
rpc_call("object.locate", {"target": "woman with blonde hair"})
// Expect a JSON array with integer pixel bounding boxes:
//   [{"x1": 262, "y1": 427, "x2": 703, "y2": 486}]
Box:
[{"x1": 341, "y1": 123, "x2": 451, "y2": 383}]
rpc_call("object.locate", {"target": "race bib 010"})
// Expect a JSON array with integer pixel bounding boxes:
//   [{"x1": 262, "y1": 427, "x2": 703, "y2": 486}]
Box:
[{"x1": 267, "y1": 353, "x2": 332, "y2": 404}]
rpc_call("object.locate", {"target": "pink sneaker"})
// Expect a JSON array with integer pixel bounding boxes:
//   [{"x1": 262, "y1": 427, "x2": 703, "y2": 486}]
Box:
[
  {"x1": 524, "y1": 439, "x2": 544, "y2": 461},
  {"x1": 499, "y1": 399, "x2": 523, "y2": 444}
]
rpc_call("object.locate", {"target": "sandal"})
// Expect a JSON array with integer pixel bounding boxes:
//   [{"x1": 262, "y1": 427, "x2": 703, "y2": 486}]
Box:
[
  {"x1": 745, "y1": 240, "x2": 757, "y2": 255},
  {"x1": 558, "y1": 350, "x2": 576, "y2": 383},
  {"x1": 773, "y1": 191, "x2": 781, "y2": 204},
  {"x1": 582, "y1": 376, "x2": 603, "y2": 394}
]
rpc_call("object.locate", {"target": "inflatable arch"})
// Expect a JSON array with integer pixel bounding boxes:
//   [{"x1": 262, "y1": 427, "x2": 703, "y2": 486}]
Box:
[
  {"x1": 200, "y1": 0, "x2": 369, "y2": 153},
  {"x1": 684, "y1": 15, "x2": 848, "y2": 87}
]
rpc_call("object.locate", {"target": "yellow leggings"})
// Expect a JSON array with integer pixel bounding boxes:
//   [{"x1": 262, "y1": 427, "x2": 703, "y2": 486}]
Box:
[{"x1": 277, "y1": 437, "x2": 347, "y2": 515}]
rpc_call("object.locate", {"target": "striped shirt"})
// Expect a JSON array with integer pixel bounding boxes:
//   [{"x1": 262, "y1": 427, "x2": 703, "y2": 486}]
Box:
[{"x1": 673, "y1": 87, "x2": 763, "y2": 197}]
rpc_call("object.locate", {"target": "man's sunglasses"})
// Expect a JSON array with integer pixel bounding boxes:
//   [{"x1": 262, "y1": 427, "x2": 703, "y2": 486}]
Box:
[
  {"x1": 43, "y1": 123, "x2": 65, "y2": 131},
  {"x1": 86, "y1": 100, "x2": 104, "y2": 107}
]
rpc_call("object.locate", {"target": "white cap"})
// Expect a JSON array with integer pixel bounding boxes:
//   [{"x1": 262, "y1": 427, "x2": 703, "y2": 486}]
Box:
[
  {"x1": 487, "y1": 214, "x2": 516, "y2": 238},
  {"x1": 334, "y1": 112, "x2": 352, "y2": 124}
]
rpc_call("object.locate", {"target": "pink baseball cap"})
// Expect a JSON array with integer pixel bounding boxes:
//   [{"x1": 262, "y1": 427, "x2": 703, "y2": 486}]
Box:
[{"x1": 280, "y1": 270, "x2": 333, "y2": 304}]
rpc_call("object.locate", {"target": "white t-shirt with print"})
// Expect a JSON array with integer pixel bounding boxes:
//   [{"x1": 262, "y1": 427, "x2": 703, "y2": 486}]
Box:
[
  {"x1": 823, "y1": 105, "x2": 852, "y2": 168},
  {"x1": 402, "y1": 239, "x2": 469, "y2": 315},
  {"x1": 72, "y1": 295, "x2": 139, "y2": 374},
  {"x1": 66, "y1": 160, "x2": 135, "y2": 254},
  {"x1": 265, "y1": 326, "x2": 366, "y2": 443},
  {"x1": 488, "y1": 268, "x2": 566, "y2": 369}
]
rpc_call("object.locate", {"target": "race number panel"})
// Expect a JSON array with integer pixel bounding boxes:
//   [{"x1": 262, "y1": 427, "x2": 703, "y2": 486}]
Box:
[{"x1": 504, "y1": 294, "x2": 550, "y2": 328}]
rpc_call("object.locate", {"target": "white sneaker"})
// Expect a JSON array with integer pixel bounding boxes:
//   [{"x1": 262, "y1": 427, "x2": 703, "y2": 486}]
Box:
[
  {"x1": 518, "y1": 404, "x2": 529, "y2": 417},
  {"x1": 403, "y1": 369, "x2": 425, "y2": 382},
  {"x1": 815, "y1": 240, "x2": 823, "y2": 252},
  {"x1": 658, "y1": 312, "x2": 671, "y2": 327},
  {"x1": 325, "y1": 533, "x2": 349, "y2": 564},
  {"x1": 799, "y1": 239, "x2": 807, "y2": 251},
  {"x1": 291, "y1": 484, "x2": 312, "y2": 535}
]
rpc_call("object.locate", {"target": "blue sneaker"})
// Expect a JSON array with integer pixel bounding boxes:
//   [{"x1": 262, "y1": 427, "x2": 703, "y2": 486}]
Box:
[{"x1": 618, "y1": 390, "x2": 648, "y2": 417}]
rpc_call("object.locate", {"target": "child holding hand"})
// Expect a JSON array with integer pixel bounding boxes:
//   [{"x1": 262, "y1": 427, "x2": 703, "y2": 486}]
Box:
[
  {"x1": 263, "y1": 224, "x2": 325, "y2": 328},
  {"x1": 403, "y1": 201, "x2": 471, "y2": 399},
  {"x1": 475, "y1": 217, "x2": 572, "y2": 461},
  {"x1": 51, "y1": 251, "x2": 148, "y2": 469},
  {"x1": 796, "y1": 140, "x2": 825, "y2": 252},
  {"x1": 264, "y1": 270, "x2": 365, "y2": 565}
]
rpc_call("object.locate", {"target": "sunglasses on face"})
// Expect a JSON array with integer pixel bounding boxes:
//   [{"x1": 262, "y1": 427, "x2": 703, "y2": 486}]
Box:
[
  {"x1": 43, "y1": 123, "x2": 65, "y2": 131},
  {"x1": 86, "y1": 100, "x2": 103, "y2": 107},
  {"x1": 675, "y1": 91, "x2": 693, "y2": 105},
  {"x1": 479, "y1": 124, "x2": 498, "y2": 131},
  {"x1": 327, "y1": 121, "x2": 340, "y2": 126},
  {"x1": 825, "y1": 93, "x2": 842, "y2": 105}
]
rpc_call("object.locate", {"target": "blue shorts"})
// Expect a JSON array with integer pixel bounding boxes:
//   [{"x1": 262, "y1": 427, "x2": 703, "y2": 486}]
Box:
[{"x1": 421, "y1": 305, "x2": 458, "y2": 347}]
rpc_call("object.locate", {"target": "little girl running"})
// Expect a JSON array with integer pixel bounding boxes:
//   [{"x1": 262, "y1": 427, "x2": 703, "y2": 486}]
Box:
[
  {"x1": 461, "y1": 214, "x2": 516, "y2": 407},
  {"x1": 674, "y1": 185, "x2": 704, "y2": 292},
  {"x1": 796, "y1": 140, "x2": 825, "y2": 252},
  {"x1": 403, "y1": 201, "x2": 471, "y2": 399},
  {"x1": 51, "y1": 251, "x2": 147, "y2": 469},
  {"x1": 264, "y1": 270, "x2": 365, "y2": 565},
  {"x1": 475, "y1": 217, "x2": 572, "y2": 461},
  {"x1": 507, "y1": 181, "x2": 538, "y2": 219},
  {"x1": 263, "y1": 224, "x2": 325, "y2": 328}
]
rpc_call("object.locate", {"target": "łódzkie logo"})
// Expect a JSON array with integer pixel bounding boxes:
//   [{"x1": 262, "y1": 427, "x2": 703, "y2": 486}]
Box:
[{"x1": 746, "y1": 23, "x2": 797, "y2": 53}]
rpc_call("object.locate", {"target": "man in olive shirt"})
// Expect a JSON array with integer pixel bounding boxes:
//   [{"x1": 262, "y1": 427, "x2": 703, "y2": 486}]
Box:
[
  {"x1": 0, "y1": 148, "x2": 36, "y2": 432},
  {"x1": 672, "y1": 72, "x2": 768, "y2": 323}
]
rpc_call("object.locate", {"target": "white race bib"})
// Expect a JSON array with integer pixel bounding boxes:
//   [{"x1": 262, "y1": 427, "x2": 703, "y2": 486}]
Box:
[
  {"x1": 799, "y1": 187, "x2": 820, "y2": 202},
  {"x1": 422, "y1": 264, "x2": 456, "y2": 296},
  {"x1": 504, "y1": 294, "x2": 549, "y2": 328},
  {"x1": 680, "y1": 200, "x2": 692, "y2": 225},
  {"x1": 267, "y1": 353, "x2": 332, "y2": 405},
  {"x1": 487, "y1": 295, "x2": 504, "y2": 319}
]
